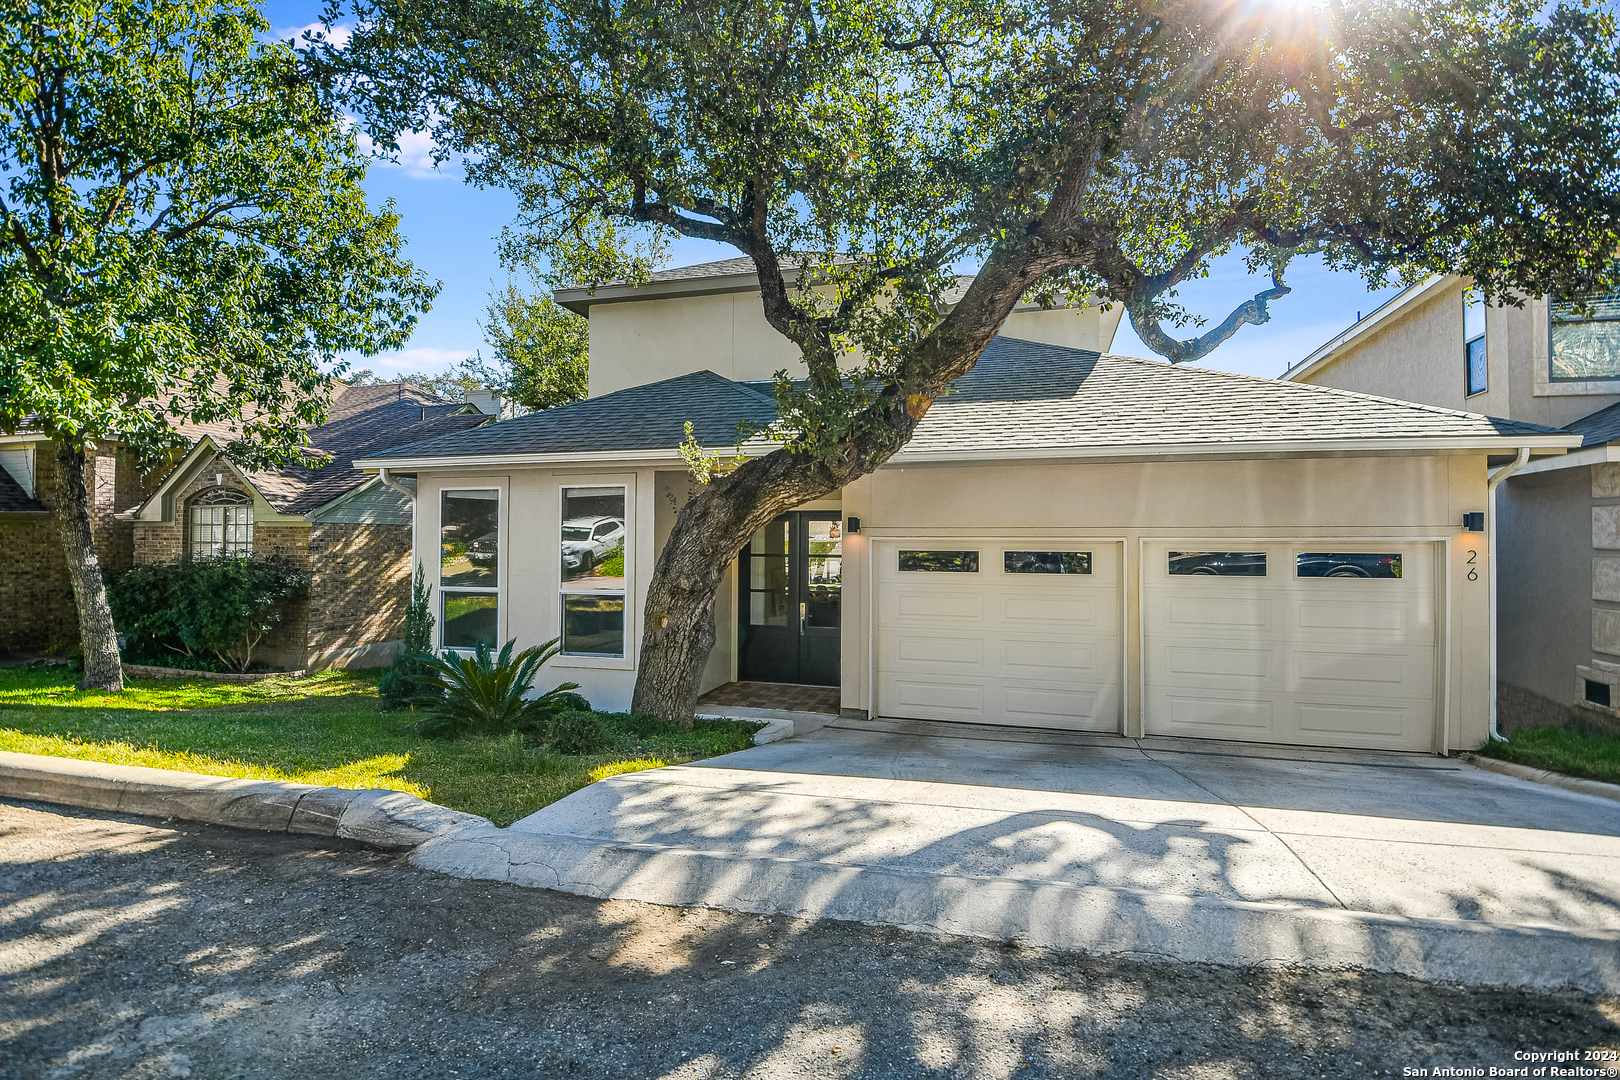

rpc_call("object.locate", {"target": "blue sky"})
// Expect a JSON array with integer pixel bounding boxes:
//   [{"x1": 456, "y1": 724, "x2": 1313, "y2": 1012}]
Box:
[{"x1": 269, "y1": 1, "x2": 1400, "y2": 382}]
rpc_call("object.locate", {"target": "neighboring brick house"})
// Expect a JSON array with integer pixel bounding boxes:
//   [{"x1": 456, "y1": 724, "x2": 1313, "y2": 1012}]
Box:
[
  {"x1": 0, "y1": 382, "x2": 488, "y2": 668},
  {"x1": 0, "y1": 437, "x2": 162, "y2": 656}
]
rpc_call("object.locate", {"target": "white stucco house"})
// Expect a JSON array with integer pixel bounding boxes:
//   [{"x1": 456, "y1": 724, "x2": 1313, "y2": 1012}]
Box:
[
  {"x1": 1284, "y1": 277, "x2": 1620, "y2": 733},
  {"x1": 356, "y1": 258, "x2": 1580, "y2": 754}
]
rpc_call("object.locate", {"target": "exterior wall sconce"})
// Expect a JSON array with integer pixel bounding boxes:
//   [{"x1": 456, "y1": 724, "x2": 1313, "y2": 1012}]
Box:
[
  {"x1": 1462, "y1": 512, "x2": 1485, "y2": 531},
  {"x1": 847, "y1": 517, "x2": 861, "y2": 534}
]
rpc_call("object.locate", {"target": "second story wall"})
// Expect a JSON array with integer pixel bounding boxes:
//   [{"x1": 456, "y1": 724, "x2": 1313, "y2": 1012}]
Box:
[
  {"x1": 582, "y1": 282, "x2": 1120, "y2": 398},
  {"x1": 1290, "y1": 277, "x2": 1620, "y2": 427}
]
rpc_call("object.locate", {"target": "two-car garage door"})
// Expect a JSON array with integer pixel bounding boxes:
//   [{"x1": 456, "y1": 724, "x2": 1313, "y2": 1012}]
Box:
[{"x1": 874, "y1": 539, "x2": 1439, "y2": 751}]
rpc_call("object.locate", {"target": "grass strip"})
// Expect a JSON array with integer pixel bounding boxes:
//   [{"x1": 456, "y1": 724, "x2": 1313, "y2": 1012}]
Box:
[
  {"x1": 0, "y1": 667, "x2": 759, "y2": 826},
  {"x1": 1476, "y1": 724, "x2": 1620, "y2": 786}
]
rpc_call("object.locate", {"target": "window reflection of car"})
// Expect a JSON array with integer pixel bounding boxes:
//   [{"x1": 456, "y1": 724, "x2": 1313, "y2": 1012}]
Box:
[
  {"x1": 466, "y1": 532, "x2": 498, "y2": 565},
  {"x1": 1297, "y1": 553, "x2": 1400, "y2": 578},
  {"x1": 562, "y1": 516, "x2": 626, "y2": 572},
  {"x1": 1168, "y1": 552, "x2": 1267, "y2": 576}
]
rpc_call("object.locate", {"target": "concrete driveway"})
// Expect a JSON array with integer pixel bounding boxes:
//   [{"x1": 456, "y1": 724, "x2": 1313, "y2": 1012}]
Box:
[{"x1": 414, "y1": 719, "x2": 1620, "y2": 991}]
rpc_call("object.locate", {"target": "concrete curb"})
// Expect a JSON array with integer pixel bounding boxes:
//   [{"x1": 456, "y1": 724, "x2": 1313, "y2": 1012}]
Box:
[
  {"x1": 1462, "y1": 752, "x2": 1620, "y2": 804},
  {"x1": 0, "y1": 751, "x2": 488, "y2": 849},
  {"x1": 409, "y1": 825, "x2": 1620, "y2": 993}
]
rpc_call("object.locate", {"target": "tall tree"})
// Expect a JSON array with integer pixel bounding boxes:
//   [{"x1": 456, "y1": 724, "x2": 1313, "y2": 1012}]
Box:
[
  {"x1": 477, "y1": 282, "x2": 589, "y2": 411},
  {"x1": 0, "y1": 0, "x2": 436, "y2": 690},
  {"x1": 330, "y1": 0, "x2": 1620, "y2": 722}
]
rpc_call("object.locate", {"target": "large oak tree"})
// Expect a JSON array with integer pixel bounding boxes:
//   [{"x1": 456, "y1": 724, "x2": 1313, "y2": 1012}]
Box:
[
  {"x1": 0, "y1": 0, "x2": 437, "y2": 690},
  {"x1": 328, "y1": 0, "x2": 1620, "y2": 722}
]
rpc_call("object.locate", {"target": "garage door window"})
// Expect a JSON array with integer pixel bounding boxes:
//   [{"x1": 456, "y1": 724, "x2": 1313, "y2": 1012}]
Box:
[
  {"x1": 1004, "y1": 551, "x2": 1091, "y2": 574},
  {"x1": 1296, "y1": 553, "x2": 1402, "y2": 579},
  {"x1": 899, "y1": 550, "x2": 979, "y2": 572},
  {"x1": 1167, "y1": 551, "x2": 1266, "y2": 576}
]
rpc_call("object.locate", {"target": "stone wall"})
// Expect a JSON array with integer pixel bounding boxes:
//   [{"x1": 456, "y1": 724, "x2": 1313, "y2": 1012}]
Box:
[{"x1": 306, "y1": 522, "x2": 412, "y2": 668}]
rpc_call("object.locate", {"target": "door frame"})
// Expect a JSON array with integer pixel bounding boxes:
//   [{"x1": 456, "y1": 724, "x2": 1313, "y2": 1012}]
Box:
[
  {"x1": 1137, "y1": 535, "x2": 1452, "y2": 754},
  {"x1": 866, "y1": 535, "x2": 1129, "y2": 732},
  {"x1": 737, "y1": 509, "x2": 844, "y2": 686}
]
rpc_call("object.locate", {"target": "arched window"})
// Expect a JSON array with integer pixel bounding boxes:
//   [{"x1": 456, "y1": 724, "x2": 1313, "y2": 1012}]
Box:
[{"x1": 188, "y1": 487, "x2": 253, "y2": 559}]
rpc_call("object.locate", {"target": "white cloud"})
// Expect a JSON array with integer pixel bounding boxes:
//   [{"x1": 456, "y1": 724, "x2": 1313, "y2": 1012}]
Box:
[
  {"x1": 271, "y1": 21, "x2": 353, "y2": 48},
  {"x1": 371, "y1": 348, "x2": 477, "y2": 373},
  {"x1": 355, "y1": 127, "x2": 451, "y2": 178}
]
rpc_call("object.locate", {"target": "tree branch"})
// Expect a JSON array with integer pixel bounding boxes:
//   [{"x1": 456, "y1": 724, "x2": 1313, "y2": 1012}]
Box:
[{"x1": 1125, "y1": 274, "x2": 1292, "y2": 363}]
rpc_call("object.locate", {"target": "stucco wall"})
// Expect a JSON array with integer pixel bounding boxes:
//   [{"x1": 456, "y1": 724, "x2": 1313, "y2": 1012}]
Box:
[
  {"x1": 1496, "y1": 467, "x2": 1592, "y2": 708},
  {"x1": 1297, "y1": 284, "x2": 1620, "y2": 429},
  {"x1": 585, "y1": 290, "x2": 1114, "y2": 399}
]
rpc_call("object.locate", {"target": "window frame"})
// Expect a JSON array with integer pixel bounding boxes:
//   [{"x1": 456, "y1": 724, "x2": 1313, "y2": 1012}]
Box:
[
  {"x1": 557, "y1": 482, "x2": 631, "y2": 662},
  {"x1": 437, "y1": 484, "x2": 503, "y2": 653},
  {"x1": 1463, "y1": 288, "x2": 1488, "y2": 396},
  {"x1": 1548, "y1": 288, "x2": 1620, "y2": 384},
  {"x1": 186, "y1": 487, "x2": 254, "y2": 560}
]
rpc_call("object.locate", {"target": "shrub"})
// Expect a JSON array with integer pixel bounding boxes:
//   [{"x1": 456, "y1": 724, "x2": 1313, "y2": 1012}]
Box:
[
  {"x1": 378, "y1": 564, "x2": 434, "y2": 710},
  {"x1": 546, "y1": 709, "x2": 609, "y2": 755},
  {"x1": 412, "y1": 637, "x2": 580, "y2": 739},
  {"x1": 108, "y1": 557, "x2": 308, "y2": 672}
]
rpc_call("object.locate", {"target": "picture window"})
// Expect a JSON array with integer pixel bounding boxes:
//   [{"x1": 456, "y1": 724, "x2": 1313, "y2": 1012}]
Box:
[
  {"x1": 188, "y1": 487, "x2": 253, "y2": 559},
  {"x1": 561, "y1": 485, "x2": 626, "y2": 656},
  {"x1": 440, "y1": 488, "x2": 499, "y2": 650},
  {"x1": 1550, "y1": 289, "x2": 1620, "y2": 381}
]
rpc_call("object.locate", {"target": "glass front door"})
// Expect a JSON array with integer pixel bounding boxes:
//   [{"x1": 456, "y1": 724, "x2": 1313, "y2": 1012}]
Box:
[{"x1": 739, "y1": 511, "x2": 842, "y2": 686}]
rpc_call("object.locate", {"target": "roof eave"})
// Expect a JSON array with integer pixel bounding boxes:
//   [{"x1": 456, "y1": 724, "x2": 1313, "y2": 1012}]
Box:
[{"x1": 354, "y1": 442, "x2": 777, "y2": 471}]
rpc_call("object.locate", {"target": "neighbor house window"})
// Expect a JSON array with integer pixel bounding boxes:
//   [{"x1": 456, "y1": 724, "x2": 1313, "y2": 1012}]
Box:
[
  {"x1": 1464, "y1": 289, "x2": 1487, "y2": 395},
  {"x1": 440, "y1": 488, "x2": 499, "y2": 650},
  {"x1": 188, "y1": 487, "x2": 253, "y2": 559},
  {"x1": 561, "y1": 486, "x2": 626, "y2": 656},
  {"x1": 898, "y1": 550, "x2": 979, "y2": 572},
  {"x1": 1551, "y1": 289, "x2": 1620, "y2": 381}
]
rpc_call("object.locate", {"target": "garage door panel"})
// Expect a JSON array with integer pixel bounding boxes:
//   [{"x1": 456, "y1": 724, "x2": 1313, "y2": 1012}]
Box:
[
  {"x1": 1163, "y1": 596, "x2": 1273, "y2": 630},
  {"x1": 876, "y1": 539, "x2": 1122, "y2": 732},
  {"x1": 1295, "y1": 702, "x2": 1409, "y2": 738},
  {"x1": 1002, "y1": 595, "x2": 1099, "y2": 625},
  {"x1": 1164, "y1": 645, "x2": 1273, "y2": 680},
  {"x1": 887, "y1": 677, "x2": 985, "y2": 717},
  {"x1": 1145, "y1": 541, "x2": 1437, "y2": 752},
  {"x1": 893, "y1": 591, "x2": 983, "y2": 622},
  {"x1": 1165, "y1": 694, "x2": 1274, "y2": 731},
  {"x1": 895, "y1": 634, "x2": 985, "y2": 668},
  {"x1": 1000, "y1": 638, "x2": 1100, "y2": 677}
]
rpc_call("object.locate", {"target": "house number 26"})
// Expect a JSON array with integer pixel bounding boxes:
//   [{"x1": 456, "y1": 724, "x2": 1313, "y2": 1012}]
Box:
[{"x1": 1467, "y1": 550, "x2": 1478, "y2": 581}]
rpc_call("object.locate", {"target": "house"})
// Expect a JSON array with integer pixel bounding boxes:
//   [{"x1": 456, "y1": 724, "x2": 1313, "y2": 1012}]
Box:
[
  {"x1": 0, "y1": 382, "x2": 488, "y2": 669},
  {"x1": 355, "y1": 258, "x2": 1579, "y2": 754},
  {"x1": 1283, "y1": 277, "x2": 1620, "y2": 733}
]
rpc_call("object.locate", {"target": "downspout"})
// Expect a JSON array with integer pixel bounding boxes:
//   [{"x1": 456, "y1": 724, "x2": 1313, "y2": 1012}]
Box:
[
  {"x1": 1486, "y1": 447, "x2": 1532, "y2": 742},
  {"x1": 378, "y1": 466, "x2": 415, "y2": 502}
]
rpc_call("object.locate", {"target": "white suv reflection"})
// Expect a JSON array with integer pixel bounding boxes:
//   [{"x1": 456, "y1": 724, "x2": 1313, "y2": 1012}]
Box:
[{"x1": 562, "y1": 516, "x2": 625, "y2": 573}]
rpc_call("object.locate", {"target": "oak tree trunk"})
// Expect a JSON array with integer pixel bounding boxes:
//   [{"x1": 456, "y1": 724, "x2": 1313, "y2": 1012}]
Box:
[{"x1": 51, "y1": 439, "x2": 124, "y2": 691}]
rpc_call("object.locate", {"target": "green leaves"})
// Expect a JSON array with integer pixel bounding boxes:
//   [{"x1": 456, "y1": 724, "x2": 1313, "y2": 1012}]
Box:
[
  {"x1": 477, "y1": 283, "x2": 589, "y2": 411},
  {"x1": 0, "y1": 0, "x2": 439, "y2": 468},
  {"x1": 410, "y1": 637, "x2": 582, "y2": 739},
  {"x1": 105, "y1": 556, "x2": 310, "y2": 671}
]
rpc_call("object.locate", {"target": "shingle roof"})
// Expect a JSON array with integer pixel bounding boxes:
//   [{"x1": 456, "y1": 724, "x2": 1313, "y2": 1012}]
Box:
[
  {"x1": 0, "y1": 463, "x2": 45, "y2": 512},
  {"x1": 1565, "y1": 400, "x2": 1620, "y2": 448},
  {"x1": 899, "y1": 338, "x2": 1567, "y2": 456},
  {"x1": 364, "y1": 370, "x2": 779, "y2": 460},
  {"x1": 360, "y1": 339, "x2": 1571, "y2": 465},
  {"x1": 245, "y1": 383, "x2": 489, "y2": 514}
]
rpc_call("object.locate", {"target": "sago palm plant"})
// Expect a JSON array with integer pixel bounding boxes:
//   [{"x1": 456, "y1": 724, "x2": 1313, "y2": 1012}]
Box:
[{"x1": 412, "y1": 637, "x2": 581, "y2": 738}]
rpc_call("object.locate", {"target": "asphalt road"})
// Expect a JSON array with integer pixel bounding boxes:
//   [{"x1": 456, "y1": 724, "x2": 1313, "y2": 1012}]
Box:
[{"x1": 3, "y1": 798, "x2": 1617, "y2": 1080}]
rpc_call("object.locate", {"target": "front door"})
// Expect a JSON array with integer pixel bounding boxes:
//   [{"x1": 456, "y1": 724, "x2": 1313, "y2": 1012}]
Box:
[{"x1": 738, "y1": 512, "x2": 842, "y2": 685}]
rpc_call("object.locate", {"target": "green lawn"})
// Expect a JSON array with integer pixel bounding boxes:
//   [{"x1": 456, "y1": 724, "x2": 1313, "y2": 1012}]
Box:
[
  {"x1": 0, "y1": 667, "x2": 760, "y2": 826},
  {"x1": 1477, "y1": 724, "x2": 1620, "y2": 786}
]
